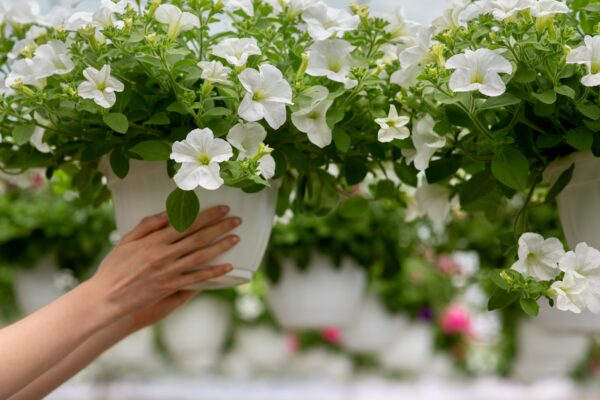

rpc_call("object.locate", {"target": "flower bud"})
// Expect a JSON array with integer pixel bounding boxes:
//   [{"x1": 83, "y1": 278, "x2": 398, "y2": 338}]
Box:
[
  {"x1": 430, "y1": 43, "x2": 446, "y2": 66},
  {"x1": 213, "y1": 0, "x2": 224, "y2": 13},
  {"x1": 124, "y1": 18, "x2": 133, "y2": 30},
  {"x1": 148, "y1": 0, "x2": 161, "y2": 17},
  {"x1": 350, "y1": 3, "x2": 369, "y2": 23},
  {"x1": 295, "y1": 52, "x2": 309, "y2": 82},
  {"x1": 145, "y1": 33, "x2": 158, "y2": 46},
  {"x1": 500, "y1": 270, "x2": 514, "y2": 286}
]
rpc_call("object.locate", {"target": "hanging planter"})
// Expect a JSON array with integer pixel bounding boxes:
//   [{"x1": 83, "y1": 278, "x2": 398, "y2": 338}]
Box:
[
  {"x1": 162, "y1": 296, "x2": 231, "y2": 372},
  {"x1": 512, "y1": 319, "x2": 589, "y2": 381},
  {"x1": 98, "y1": 327, "x2": 161, "y2": 375},
  {"x1": 378, "y1": 321, "x2": 436, "y2": 375},
  {"x1": 535, "y1": 301, "x2": 600, "y2": 334},
  {"x1": 544, "y1": 151, "x2": 600, "y2": 250},
  {"x1": 340, "y1": 293, "x2": 402, "y2": 354},
  {"x1": 266, "y1": 254, "x2": 367, "y2": 330},
  {"x1": 104, "y1": 160, "x2": 278, "y2": 290},
  {"x1": 13, "y1": 255, "x2": 65, "y2": 315}
]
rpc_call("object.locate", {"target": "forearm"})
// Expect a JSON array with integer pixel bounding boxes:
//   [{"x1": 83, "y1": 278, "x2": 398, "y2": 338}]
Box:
[
  {"x1": 9, "y1": 317, "x2": 134, "y2": 400},
  {"x1": 0, "y1": 281, "x2": 119, "y2": 399}
]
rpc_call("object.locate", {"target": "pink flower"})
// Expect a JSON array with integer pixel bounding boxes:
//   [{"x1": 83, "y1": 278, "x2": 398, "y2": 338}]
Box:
[
  {"x1": 440, "y1": 305, "x2": 473, "y2": 337},
  {"x1": 321, "y1": 326, "x2": 342, "y2": 345},
  {"x1": 285, "y1": 334, "x2": 300, "y2": 353},
  {"x1": 436, "y1": 255, "x2": 461, "y2": 275}
]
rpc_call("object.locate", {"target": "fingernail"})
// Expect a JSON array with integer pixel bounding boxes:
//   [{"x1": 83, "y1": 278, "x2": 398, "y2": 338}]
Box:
[
  {"x1": 225, "y1": 264, "x2": 233, "y2": 272},
  {"x1": 220, "y1": 205, "x2": 230, "y2": 214},
  {"x1": 230, "y1": 235, "x2": 240, "y2": 244},
  {"x1": 232, "y1": 217, "x2": 242, "y2": 226}
]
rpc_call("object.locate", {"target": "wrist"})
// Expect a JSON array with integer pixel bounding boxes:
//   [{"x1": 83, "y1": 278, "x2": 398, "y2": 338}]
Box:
[{"x1": 75, "y1": 279, "x2": 125, "y2": 331}]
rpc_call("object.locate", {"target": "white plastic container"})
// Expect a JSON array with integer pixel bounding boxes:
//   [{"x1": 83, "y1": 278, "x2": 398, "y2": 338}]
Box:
[
  {"x1": 378, "y1": 320, "x2": 436, "y2": 375},
  {"x1": 162, "y1": 296, "x2": 231, "y2": 372},
  {"x1": 340, "y1": 293, "x2": 403, "y2": 354},
  {"x1": 13, "y1": 255, "x2": 65, "y2": 315},
  {"x1": 97, "y1": 327, "x2": 161, "y2": 374},
  {"x1": 512, "y1": 319, "x2": 589, "y2": 381},
  {"x1": 288, "y1": 347, "x2": 353, "y2": 380},
  {"x1": 544, "y1": 150, "x2": 600, "y2": 249},
  {"x1": 535, "y1": 301, "x2": 600, "y2": 334},
  {"x1": 266, "y1": 254, "x2": 367, "y2": 330},
  {"x1": 103, "y1": 159, "x2": 278, "y2": 289}
]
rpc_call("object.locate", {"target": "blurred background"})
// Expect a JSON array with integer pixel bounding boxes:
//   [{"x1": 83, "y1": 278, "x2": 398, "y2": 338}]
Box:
[{"x1": 3, "y1": 0, "x2": 600, "y2": 399}]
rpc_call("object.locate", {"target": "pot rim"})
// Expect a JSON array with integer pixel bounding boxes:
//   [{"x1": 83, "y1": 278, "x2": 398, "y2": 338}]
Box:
[{"x1": 543, "y1": 150, "x2": 600, "y2": 184}]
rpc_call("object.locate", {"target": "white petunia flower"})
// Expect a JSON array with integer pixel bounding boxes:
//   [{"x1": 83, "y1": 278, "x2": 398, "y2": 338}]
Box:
[
  {"x1": 170, "y1": 128, "x2": 233, "y2": 191},
  {"x1": 484, "y1": 0, "x2": 535, "y2": 21},
  {"x1": 432, "y1": 0, "x2": 477, "y2": 33},
  {"x1": 5, "y1": 2, "x2": 40, "y2": 25},
  {"x1": 100, "y1": 0, "x2": 135, "y2": 14},
  {"x1": 301, "y1": 2, "x2": 360, "y2": 41},
  {"x1": 566, "y1": 35, "x2": 600, "y2": 87},
  {"x1": 551, "y1": 271, "x2": 589, "y2": 314},
  {"x1": 291, "y1": 85, "x2": 333, "y2": 148},
  {"x1": 511, "y1": 233, "x2": 564, "y2": 280},
  {"x1": 406, "y1": 181, "x2": 454, "y2": 224},
  {"x1": 6, "y1": 59, "x2": 46, "y2": 89},
  {"x1": 0, "y1": 3, "x2": 5, "y2": 24},
  {"x1": 92, "y1": 7, "x2": 123, "y2": 29},
  {"x1": 8, "y1": 26, "x2": 47, "y2": 64},
  {"x1": 402, "y1": 114, "x2": 446, "y2": 171},
  {"x1": 222, "y1": 0, "x2": 254, "y2": 16},
  {"x1": 30, "y1": 127, "x2": 51, "y2": 154},
  {"x1": 198, "y1": 61, "x2": 232, "y2": 85},
  {"x1": 306, "y1": 39, "x2": 357, "y2": 89},
  {"x1": 559, "y1": 243, "x2": 600, "y2": 286},
  {"x1": 33, "y1": 40, "x2": 75, "y2": 79},
  {"x1": 238, "y1": 64, "x2": 293, "y2": 130},
  {"x1": 385, "y1": 8, "x2": 421, "y2": 45},
  {"x1": 212, "y1": 38, "x2": 261, "y2": 68},
  {"x1": 446, "y1": 48, "x2": 513, "y2": 97},
  {"x1": 531, "y1": 0, "x2": 570, "y2": 17},
  {"x1": 154, "y1": 4, "x2": 200, "y2": 39},
  {"x1": 77, "y1": 65, "x2": 125, "y2": 108},
  {"x1": 267, "y1": 0, "x2": 318, "y2": 17},
  {"x1": 227, "y1": 122, "x2": 275, "y2": 180},
  {"x1": 390, "y1": 29, "x2": 435, "y2": 87},
  {"x1": 65, "y1": 11, "x2": 93, "y2": 31},
  {"x1": 375, "y1": 105, "x2": 410, "y2": 143}
]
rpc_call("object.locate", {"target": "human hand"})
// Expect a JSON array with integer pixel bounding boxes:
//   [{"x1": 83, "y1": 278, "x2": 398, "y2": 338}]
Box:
[
  {"x1": 124, "y1": 290, "x2": 198, "y2": 334},
  {"x1": 86, "y1": 206, "x2": 241, "y2": 321}
]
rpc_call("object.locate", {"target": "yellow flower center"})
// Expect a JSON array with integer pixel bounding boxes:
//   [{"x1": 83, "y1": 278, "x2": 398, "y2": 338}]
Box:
[
  {"x1": 328, "y1": 60, "x2": 342, "y2": 73},
  {"x1": 307, "y1": 111, "x2": 321, "y2": 120},
  {"x1": 526, "y1": 252, "x2": 539, "y2": 265},
  {"x1": 591, "y1": 61, "x2": 600, "y2": 75},
  {"x1": 197, "y1": 153, "x2": 211, "y2": 165},
  {"x1": 253, "y1": 89, "x2": 266, "y2": 101}
]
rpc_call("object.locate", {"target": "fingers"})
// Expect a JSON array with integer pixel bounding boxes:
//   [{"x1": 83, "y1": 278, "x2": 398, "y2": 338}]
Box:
[
  {"x1": 173, "y1": 264, "x2": 233, "y2": 289},
  {"x1": 171, "y1": 235, "x2": 240, "y2": 272},
  {"x1": 121, "y1": 212, "x2": 169, "y2": 243},
  {"x1": 169, "y1": 217, "x2": 242, "y2": 259},
  {"x1": 151, "y1": 205, "x2": 231, "y2": 244}
]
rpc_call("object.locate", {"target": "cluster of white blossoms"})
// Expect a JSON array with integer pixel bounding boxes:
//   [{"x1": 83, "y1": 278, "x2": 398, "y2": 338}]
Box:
[{"x1": 512, "y1": 233, "x2": 600, "y2": 314}]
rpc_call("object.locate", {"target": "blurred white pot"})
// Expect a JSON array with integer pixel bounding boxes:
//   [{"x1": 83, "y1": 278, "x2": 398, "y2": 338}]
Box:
[
  {"x1": 222, "y1": 326, "x2": 291, "y2": 377},
  {"x1": 536, "y1": 301, "x2": 600, "y2": 333},
  {"x1": 340, "y1": 293, "x2": 402, "y2": 354},
  {"x1": 13, "y1": 255, "x2": 65, "y2": 315},
  {"x1": 378, "y1": 320, "x2": 436, "y2": 375},
  {"x1": 103, "y1": 159, "x2": 278, "y2": 290},
  {"x1": 267, "y1": 254, "x2": 367, "y2": 330},
  {"x1": 544, "y1": 150, "x2": 600, "y2": 250},
  {"x1": 98, "y1": 327, "x2": 161, "y2": 374},
  {"x1": 288, "y1": 347, "x2": 353, "y2": 380},
  {"x1": 512, "y1": 319, "x2": 589, "y2": 382},
  {"x1": 162, "y1": 296, "x2": 231, "y2": 372}
]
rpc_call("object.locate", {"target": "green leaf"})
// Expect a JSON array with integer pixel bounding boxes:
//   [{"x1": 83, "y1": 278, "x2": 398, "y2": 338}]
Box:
[
  {"x1": 129, "y1": 140, "x2": 171, "y2": 161},
  {"x1": 338, "y1": 196, "x2": 369, "y2": 218},
  {"x1": 578, "y1": 103, "x2": 600, "y2": 120},
  {"x1": 425, "y1": 156, "x2": 462, "y2": 183},
  {"x1": 532, "y1": 89, "x2": 557, "y2": 105},
  {"x1": 394, "y1": 162, "x2": 418, "y2": 187},
  {"x1": 545, "y1": 163, "x2": 574, "y2": 204},
  {"x1": 333, "y1": 128, "x2": 351, "y2": 153},
  {"x1": 144, "y1": 112, "x2": 171, "y2": 126},
  {"x1": 520, "y1": 298, "x2": 540, "y2": 316},
  {"x1": 167, "y1": 101, "x2": 188, "y2": 114},
  {"x1": 565, "y1": 127, "x2": 594, "y2": 150},
  {"x1": 459, "y1": 170, "x2": 497, "y2": 206},
  {"x1": 166, "y1": 188, "x2": 200, "y2": 232},
  {"x1": 12, "y1": 125, "x2": 36, "y2": 145},
  {"x1": 555, "y1": 85, "x2": 576, "y2": 99},
  {"x1": 81, "y1": 142, "x2": 113, "y2": 162},
  {"x1": 488, "y1": 288, "x2": 520, "y2": 311},
  {"x1": 103, "y1": 113, "x2": 129, "y2": 134},
  {"x1": 344, "y1": 158, "x2": 368, "y2": 185},
  {"x1": 491, "y1": 148, "x2": 530, "y2": 191},
  {"x1": 375, "y1": 180, "x2": 397, "y2": 199},
  {"x1": 536, "y1": 133, "x2": 563, "y2": 149},
  {"x1": 110, "y1": 147, "x2": 130, "y2": 179},
  {"x1": 203, "y1": 107, "x2": 232, "y2": 118},
  {"x1": 489, "y1": 270, "x2": 510, "y2": 290},
  {"x1": 513, "y1": 64, "x2": 536, "y2": 83},
  {"x1": 479, "y1": 94, "x2": 522, "y2": 110}
]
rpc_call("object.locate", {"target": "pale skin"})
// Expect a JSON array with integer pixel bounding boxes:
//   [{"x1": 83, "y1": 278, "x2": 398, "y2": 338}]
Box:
[{"x1": 0, "y1": 205, "x2": 242, "y2": 399}]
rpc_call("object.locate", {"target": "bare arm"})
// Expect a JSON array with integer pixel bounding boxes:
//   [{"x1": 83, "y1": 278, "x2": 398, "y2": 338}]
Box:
[{"x1": 1, "y1": 206, "x2": 241, "y2": 399}]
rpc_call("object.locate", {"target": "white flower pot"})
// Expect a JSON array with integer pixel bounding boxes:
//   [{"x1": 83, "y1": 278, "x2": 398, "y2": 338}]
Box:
[
  {"x1": 378, "y1": 320, "x2": 436, "y2": 375},
  {"x1": 266, "y1": 254, "x2": 367, "y2": 330},
  {"x1": 13, "y1": 255, "x2": 65, "y2": 315},
  {"x1": 544, "y1": 150, "x2": 600, "y2": 250},
  {"x1": 512, "y1": 319, "x2": 589, "y2": 381},
  {"x1": 535, "y1": 301, "x2": 600, "y2": 333},
  {"x1": 162, "y1": 296, "x2": 231, "y2": 372},
  {"x1": 98, "y1": 327, "x2": 161, "y2": 374},
  {"x1": 103, "y1": 159, "x2": 279, "y2": 290},
  {"x1": 340, "y1": 293, "x2": 402, "y2": 354},
  {"x1": 288, "y1": 347, "x2": 353, "y2": 380}
]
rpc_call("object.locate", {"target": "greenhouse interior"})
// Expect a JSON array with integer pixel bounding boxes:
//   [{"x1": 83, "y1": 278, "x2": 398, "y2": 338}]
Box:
[{"x1": 3, "y1": 0, "x2": 600, "y2": 398}]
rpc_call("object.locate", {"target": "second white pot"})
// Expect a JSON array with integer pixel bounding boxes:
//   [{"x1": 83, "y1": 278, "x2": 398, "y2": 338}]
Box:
[
  {"x1": 13, "y1": 255, "x2": 65, "y2": 315},
  {"x1": 535, "y1": 301, "x2": 600, "y2": 334},
  {"x1": 266, "y1": 254, "x2": 367, "y2": 330},
  {"x1": 162, "y1": 296, "x2": 231, "y2": 373},
  {"x1": 103, "y1": 160, "x2": 279, "y2": 290}
]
